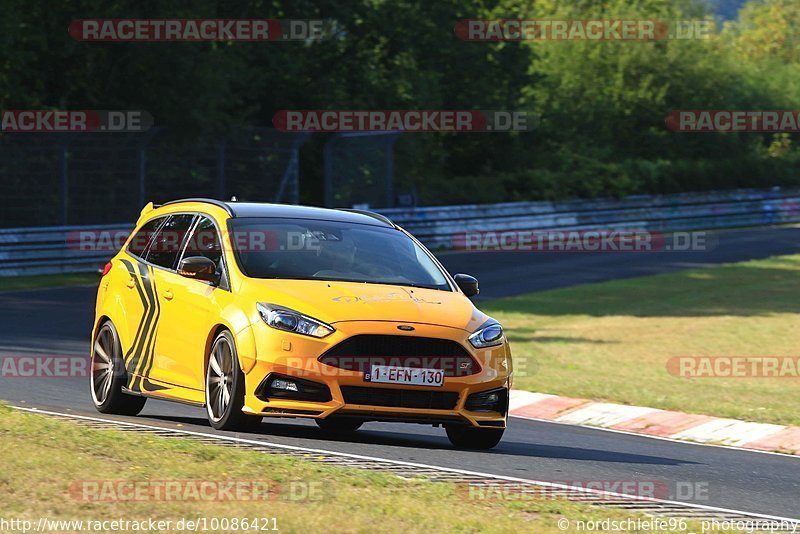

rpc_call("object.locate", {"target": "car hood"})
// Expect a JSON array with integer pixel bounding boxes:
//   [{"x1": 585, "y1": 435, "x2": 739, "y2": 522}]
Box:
[{"x1": 246, "y1": 279, "x2": 489, "y2": 332}]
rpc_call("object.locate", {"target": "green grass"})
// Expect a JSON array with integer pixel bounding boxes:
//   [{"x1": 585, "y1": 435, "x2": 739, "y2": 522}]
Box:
[
  {"x1": 485, "y1": 254, "x2": 800, "y2": 427},
  {"x1": 0, "y1": 272, "x2": 98, "y2": 292},
  {"x1": 0, "y1": 406, "x2": 721, "y2": 533}
]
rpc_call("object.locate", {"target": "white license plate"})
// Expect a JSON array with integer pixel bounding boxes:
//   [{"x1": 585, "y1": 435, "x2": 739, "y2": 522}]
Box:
[{"x1": 366, "y1": 365, "x2": 444, "y2": 387}]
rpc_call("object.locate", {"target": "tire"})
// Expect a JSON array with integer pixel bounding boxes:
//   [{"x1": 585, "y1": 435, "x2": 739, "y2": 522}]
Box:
[
  {"x1": 90, "y1": 321, "x2": 147, "y2": 416},
  {"x1": 205, "y1": 330, "x2": 261, "y2": 431},
  {"x1": 315, "y1": 417, "x2": 363, "y2": 434},
  {"x1": 445, "y1": 425, "x2": 504, "y2": 449}
]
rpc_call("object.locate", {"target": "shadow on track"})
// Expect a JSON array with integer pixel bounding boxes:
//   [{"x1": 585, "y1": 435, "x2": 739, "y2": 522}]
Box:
[{"x1": 146, "y1": 414, "x2": 693, "y2": 466}]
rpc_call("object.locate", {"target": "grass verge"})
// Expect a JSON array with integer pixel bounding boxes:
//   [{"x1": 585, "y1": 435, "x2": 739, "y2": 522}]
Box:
[
  {"x1": 0, "y1": 406, "x2": 715, "y2": 533},
  {"x1": 485, "y1": 254, "x2": 800, "y2": 426}
]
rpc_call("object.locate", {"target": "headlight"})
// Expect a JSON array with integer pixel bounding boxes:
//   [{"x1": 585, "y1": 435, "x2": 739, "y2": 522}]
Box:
[
  {"x1": 468, "y1": 323, "x2": 504, "y2": 348},
  {"x1": 257, "y1": 303, "x2": 335, "y2": 338}
]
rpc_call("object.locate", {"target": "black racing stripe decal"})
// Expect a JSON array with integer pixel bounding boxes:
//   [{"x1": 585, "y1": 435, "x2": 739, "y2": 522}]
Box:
[
  {"x1": 117, "y1": 261, "x2": 169, "y2": 394},
  {"x1": 119, "y1": 259, "x2": 149, "y2": 372},
  {"x1": 141, "y1": 378, "x2": 169, "y2": 392},
  {"x1": 128, "y1": 263, "x2": 155, "y2": 391},
  {"x1": 126, "y1": 263, "x2": 153, "y2": 388},
  {"x1": 129, "y1": 262, "x2": 159, "y2": 389},
  {"x1": 139, "y1": 265, "x2": 161, "y2": 382}
]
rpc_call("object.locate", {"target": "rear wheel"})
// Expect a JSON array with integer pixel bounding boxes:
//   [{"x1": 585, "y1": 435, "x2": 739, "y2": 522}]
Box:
[
  {"x1": 90, "y1": 321, "x2": 147, "y2": 416},
  {"x1": 205, "y1": 330, "x2": 261, "y2": 431},
  {"x1": 445, "y1": 425, "x2": 504, "y2": 449},
  {"x1": 315, "y1": 417, "x2": 363, "y2": 434}
]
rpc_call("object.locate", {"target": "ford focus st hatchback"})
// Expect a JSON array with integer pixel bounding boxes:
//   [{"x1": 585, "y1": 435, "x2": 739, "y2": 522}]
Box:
[{"x1": 91, "y1": 199, "x2": 513, "y2": 449}]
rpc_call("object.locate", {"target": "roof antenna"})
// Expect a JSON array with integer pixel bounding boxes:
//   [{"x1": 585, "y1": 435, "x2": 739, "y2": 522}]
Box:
[{"x1": 230, "y1": 196, "x2": 238, "y2": 202}]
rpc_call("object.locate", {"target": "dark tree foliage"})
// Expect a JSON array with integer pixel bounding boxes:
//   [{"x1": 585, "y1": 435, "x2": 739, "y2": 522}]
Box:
[{"x1": 0, "y1": 0, "x2": 797, "y2": 205}]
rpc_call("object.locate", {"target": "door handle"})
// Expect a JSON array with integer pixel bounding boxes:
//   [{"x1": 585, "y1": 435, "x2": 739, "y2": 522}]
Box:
[
  {"x1": 126, "y1": 278, "x2": 135, "y2": 289},
  {"x1": 163, "y1": 289, "x2": 174, "y2": 301}
]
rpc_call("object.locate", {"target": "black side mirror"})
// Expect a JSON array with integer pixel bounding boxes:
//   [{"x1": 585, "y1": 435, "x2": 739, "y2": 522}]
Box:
[
  {"x1": 178, "y1": 256, "x2": 220, "y2": 284},
  {"x1": 454, "y1": 273, "x2": 479, "y2": 297}
]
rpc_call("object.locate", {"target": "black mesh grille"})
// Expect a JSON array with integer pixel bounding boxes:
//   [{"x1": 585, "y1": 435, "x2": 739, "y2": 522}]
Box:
[
  {"x1": 319, "y1": 335, "x2": 478, "y2": 377},
  {"x1": 340, "y1": 386, "x2": 460, "y2": 410}
]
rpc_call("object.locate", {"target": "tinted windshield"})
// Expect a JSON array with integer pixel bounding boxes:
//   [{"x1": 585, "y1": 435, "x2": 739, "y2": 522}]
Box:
[{"x1": 228, "y1": 218, "x2": 451, "y2": 291}]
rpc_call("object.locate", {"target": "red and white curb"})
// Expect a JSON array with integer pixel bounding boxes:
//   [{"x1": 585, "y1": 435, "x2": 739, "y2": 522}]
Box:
[{"x1": 509, "y1": 391, "x2": 800, "y2": 455}]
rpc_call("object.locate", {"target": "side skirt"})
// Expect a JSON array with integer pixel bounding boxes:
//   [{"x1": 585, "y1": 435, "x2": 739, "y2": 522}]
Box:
[{"x1": 123, "y1": 379, "x2": 205, "y2": 407}]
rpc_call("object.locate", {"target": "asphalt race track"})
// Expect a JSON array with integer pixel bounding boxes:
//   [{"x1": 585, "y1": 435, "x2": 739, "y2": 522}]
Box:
[
  {"x1": 440, "y1": 225, "x2": 800, "y2": 300},
  {"x1": 1, "y1": 226, "x2": 798, "y2": 519}
]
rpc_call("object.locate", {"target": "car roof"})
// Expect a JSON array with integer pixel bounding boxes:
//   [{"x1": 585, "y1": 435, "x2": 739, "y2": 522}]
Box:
[{"x1": 158, "y1": 198, "x2": 395, "y2": 228}]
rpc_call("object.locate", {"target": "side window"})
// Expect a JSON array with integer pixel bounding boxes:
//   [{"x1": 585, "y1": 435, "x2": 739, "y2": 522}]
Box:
[
  {"x1": 127, "y1": 217, "x2": 165, "y2": 258},
  {"x1": 182, "y1": 216, "x2": 222, "y2": 268},
  {"x1": 145, "y1": 214, "x2": 196, "y2": 269}
]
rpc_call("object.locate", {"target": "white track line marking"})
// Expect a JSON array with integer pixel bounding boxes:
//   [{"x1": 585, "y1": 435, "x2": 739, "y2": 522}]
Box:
[{"x1": 11, "y1": 405, "x2": 799, "y2": 524}]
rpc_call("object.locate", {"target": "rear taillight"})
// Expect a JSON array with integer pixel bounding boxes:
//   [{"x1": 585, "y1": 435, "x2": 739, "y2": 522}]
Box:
[{"x1": 100, "y1": 262, "x2": 112, "y2": 277}]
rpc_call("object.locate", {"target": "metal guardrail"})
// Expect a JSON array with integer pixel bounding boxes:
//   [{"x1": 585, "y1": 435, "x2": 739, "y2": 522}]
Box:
[
  {"x1": 1, "y1": 188, "x2": 799, "y2": 277},
  {"x1": 380, "y1": 188, "x2": 800, "y2": 249},
  {"x1": 0, "y1": 224, "x2": 131, "y2": 277}
]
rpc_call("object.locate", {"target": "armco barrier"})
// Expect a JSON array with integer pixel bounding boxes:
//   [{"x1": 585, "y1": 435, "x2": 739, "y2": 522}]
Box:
[
  {"x1": 379, "y1": 188, "x2": 800, "y2": 249},
  {"x1": 1, "y1": 188, "x2": 799, "y2": 277},
  {"x1": 0, "y1": 224, "x2": 131, "y2": 277}
]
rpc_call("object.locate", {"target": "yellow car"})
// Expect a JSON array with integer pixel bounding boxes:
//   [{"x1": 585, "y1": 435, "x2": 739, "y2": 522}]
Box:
[{"x1": 91, "y1": 199, "x2": 512, "y2": 449}]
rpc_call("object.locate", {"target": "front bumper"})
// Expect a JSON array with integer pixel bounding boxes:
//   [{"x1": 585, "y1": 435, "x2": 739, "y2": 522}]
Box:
[{"x1": 240, "y1": 320, "x2": 512, "y2": 428}]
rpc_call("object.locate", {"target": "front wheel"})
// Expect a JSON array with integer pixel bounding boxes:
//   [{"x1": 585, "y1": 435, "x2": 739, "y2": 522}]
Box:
[
  {"x1": 90, "y1": 321, "x2": 147, "y2": 416},
  {"x1": 205, "y1": 330, "x2": 261, "y2": 431},
  {"x1": 445, "y1": 425, "x2": 504, "y2": 449}
]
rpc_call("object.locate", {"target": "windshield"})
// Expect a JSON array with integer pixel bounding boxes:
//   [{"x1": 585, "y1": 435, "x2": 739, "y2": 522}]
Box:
[{"x1": 228, "y1": 218, "x2": 451, "y2": 291}]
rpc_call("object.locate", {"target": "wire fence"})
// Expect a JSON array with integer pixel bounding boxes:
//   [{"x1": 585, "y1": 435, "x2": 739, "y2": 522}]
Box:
[
  {"x1": 0, "y1": 128, "x2": 310, "y2": 228},
  {"x1": 323, "y1": 131, "x2": 401, "y2": 209}
]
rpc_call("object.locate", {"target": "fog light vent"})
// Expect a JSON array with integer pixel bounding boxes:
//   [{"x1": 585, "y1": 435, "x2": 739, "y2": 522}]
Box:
[
  {"x1": 465, "y1": 388, "x2": 508, "y2": 414},
  {"x1": 256, "y1": 373, "x2": 332, "y2": 402}
]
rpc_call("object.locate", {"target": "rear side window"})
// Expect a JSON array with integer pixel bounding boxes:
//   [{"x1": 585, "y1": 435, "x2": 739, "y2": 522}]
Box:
[
  {"x1": 127, "y1": 217, "x2": 165, "y2": 258},
  {"x1": 145, "y1": 214, "x2": 196, "y2": 269}
]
